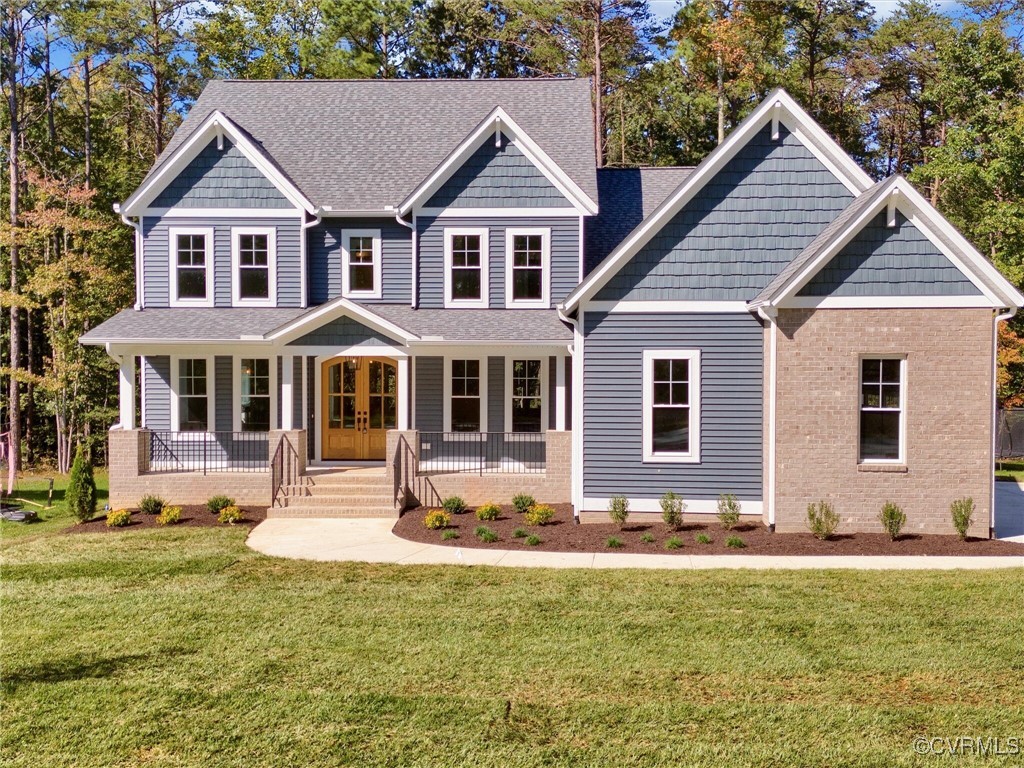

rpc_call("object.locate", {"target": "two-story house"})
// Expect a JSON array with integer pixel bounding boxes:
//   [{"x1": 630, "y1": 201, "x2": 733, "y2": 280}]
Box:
[{"x1": 83, "y1": 78, "x2": 1023, "y2": 536}]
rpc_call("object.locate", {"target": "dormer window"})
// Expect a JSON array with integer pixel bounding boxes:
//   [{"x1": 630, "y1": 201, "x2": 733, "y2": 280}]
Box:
[
  {"x1": 232, "y1": 227, "x2": 277, "y2": 306},
  {"x1": 444, "y1": 227, "x2": 489, "y2": 308},
  {"x1": 341, "y1": 228, "x2": 382, "y2": 299},
  {"x1": 169, "y1": 227, "x2": 214, "y2": 307}
]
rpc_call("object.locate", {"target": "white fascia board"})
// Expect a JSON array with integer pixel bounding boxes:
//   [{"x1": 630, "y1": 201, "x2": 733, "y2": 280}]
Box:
[
  {"x1": 121, "y1": 111, "x2": 316, "y2": 216},
  {"x1": 399, "y1": 107, "x2": 598, "y2": 217},
  {"x1": 263, "y1": 297, "x2": 418, "y2": 345},
  {"x1": 560, "y1": 89, "x2": 874, "y2": 315}
]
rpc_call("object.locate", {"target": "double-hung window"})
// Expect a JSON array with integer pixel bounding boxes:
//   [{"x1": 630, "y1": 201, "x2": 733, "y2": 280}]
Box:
[
  {"x1": 232, "y1": 227, "x2": 276, "y2": 306},
  {"x1": 508, "y1": 359, "x2": 545, "y2": 433},
  {"x1": 444, "y1": 228, "x2": 489, "y2": 308},
  {"x1": 169, "y1": 227, "x2": 214, "y2": 306},
  {"x1": 859, "y1": 357, "x2": 905, "y2": 463},
  {"x1": 341, "y1": 228, "x2": 382, "y2": 299},
  {"x1": 239, "y1": 358, "x2": 271, "y2": 432},
  {"x1": 505, "y1": 228, "x2": 549, "y2": 308},
  {"x1": 642, "y1": 350, "x2": 700, "y2": 463},
  {"x1": 445, "y1": 358, "x2": 486, "y2": 432},
  {"x1": 177, "y1": 358, "x2": 210, "y2": 432}
]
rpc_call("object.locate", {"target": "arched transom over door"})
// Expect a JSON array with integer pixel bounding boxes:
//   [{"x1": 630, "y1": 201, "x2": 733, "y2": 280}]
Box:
[{"x1": 321, "y1": 357, "x2": 397, "y2": 461}]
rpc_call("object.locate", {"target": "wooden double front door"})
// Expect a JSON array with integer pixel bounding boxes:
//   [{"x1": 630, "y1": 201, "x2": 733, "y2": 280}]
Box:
[{"x1": 321, "y1": 357, "x2": 398, "y2": 460}]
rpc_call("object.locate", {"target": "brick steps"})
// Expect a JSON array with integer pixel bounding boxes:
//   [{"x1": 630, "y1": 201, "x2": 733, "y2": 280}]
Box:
[{"x1": 272, "y1": 468, "x2": 396, "y2": 518}]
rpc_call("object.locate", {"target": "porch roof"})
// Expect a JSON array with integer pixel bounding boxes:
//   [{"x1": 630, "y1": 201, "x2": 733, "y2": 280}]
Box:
[
  {"x1": 368, "y1": 305, "x2": 572, "y2": 344},
  {"x1": 80, "y1": 307, "x2": 307, "y2": 344}
]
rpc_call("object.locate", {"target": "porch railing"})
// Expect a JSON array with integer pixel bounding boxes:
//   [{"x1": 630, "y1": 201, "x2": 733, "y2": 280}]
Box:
[
  {"x1": 270, "y1": 433, "x2": 301, "y2": 507},
  {"x1": 143, "y1": 431, "x2": 270, "y2": 474},
  {"x1": 417, "y1": 432, "x2": 546, "y2": 475}
]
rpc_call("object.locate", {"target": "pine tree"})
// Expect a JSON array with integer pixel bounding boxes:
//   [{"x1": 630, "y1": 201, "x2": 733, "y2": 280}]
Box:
[{"x1": 65, "y1": 444, "x2": 97, "y2": 523}]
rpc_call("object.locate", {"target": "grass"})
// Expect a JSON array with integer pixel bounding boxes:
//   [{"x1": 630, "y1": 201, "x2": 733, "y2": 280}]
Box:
[
  {"x1": 995, "y1": 459, "x2": 1024, "y2": 482},
  {"x1": 0, "y1": 471, "x2": 109, "y2": 540},
  {"x1": 3, "y1": 525, "x2": 1024, "y2": 766}
]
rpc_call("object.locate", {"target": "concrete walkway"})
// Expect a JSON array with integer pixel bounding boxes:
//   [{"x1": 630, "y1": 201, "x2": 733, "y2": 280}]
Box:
[
  {"x1": 247, "y1": 518, "x2": 1024, "y2": 570},
  {"x1": 995, "y1": 479, "x2": 1024, "y2": 542}
]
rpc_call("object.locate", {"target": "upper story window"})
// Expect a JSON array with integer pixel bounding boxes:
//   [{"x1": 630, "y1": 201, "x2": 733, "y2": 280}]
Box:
[
  {"x1": 642, "y1": 350, "x2": 700, "y2": 463},
  {"x1": 342, "y1": 228, "x2": 382, "y2": 299},
  {"x1": 860, "y1": 357, "x2": 905, "y2": 463},
  {"x1": 505, "y1": 228, "x2": 550, "y2": 308},
  {"x1": 177, "y1": 358, "x2": 210, "y2": 431},
  {"x1": 232, "y1": 227, "x2": 277, "y2": 306},
  {"x1": 169, "y1": 227, "x2": 214, "y2": 307},
  {"x1": 444, "y1": 227, "x2": 489, "y2": 308}
]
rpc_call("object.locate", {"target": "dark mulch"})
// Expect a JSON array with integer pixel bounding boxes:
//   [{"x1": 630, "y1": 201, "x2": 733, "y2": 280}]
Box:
[
  {"x1": 393, "y1": 504, "x2": 1024, "y2": 556},
  {"x1": 68, "y1": 505, "x2": 266, "y2": 534}
]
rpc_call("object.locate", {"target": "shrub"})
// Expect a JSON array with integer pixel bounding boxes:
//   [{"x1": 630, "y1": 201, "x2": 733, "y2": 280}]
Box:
[
  {"x1": 475, "y1": 526, "x2": 498, "y2": 543},
  {"x1": 524, "y1": 534, "x2": 542, "y2": 546},
  {"x1": 206, "y1": 495, "x2": 234, "y2": 514},
  {"x1": 105, "y1": 508, "x2": 132, "y2": 528},
  {"x1": 725, "y1": 535, "x2": 746, "y2": 549},
  {"x1": 606, "y1": 536, "x2": 624, "y2": 549},
  {"x1": 138, "y1": 495, "x2": 165, "y2": 516},
  {"x1": 695, "y1": 533, "x2": 712, "y2": 545},
  {"x1": 608, "y1": 495, "x2": 629, "y2": 528},
  {"x1": 66, "y1": 444, "x2": 97, "y2": 523},
  {"x1": 660, "y1": 491, "x2": 684, "y2": 531},
  {"x1": 441, "y1": 496, "x2": 467, "y2": 515},
  {"x1": 950, "y1": 497, "x2": 975, "y2": 540},
  {"x1": 512, "y1": 527, "x2": 528, "y2": 539},
  {"x1": 640, "y1": 533, "x2": 655, "y2": 544},
  {"x1": 665, "y1": 537, "x2": 684, "y2": 550},
  {"x1": 525, "y1": 504, "x2": 555, "y2": 526},
  {"x1": 423, "y1": 509, "x2": 450, "y2": 530},
  {"x1": 218, "y1": 505, "x2": 244, "y2": 525},
  {"x1": 717, "y1": 494, "x2": 741, "y2": 530},
  {"x1": 512, "y1": 493, "x2": 536, "y2": 515},
  {"x1": 475, "y1": 502, "x2": 501, "y2": 522},
  {"x1": 806, "y1": 500, "x2": 839, "y2": 541},
  {"x1": 878, "y1": 501, "x2": 906, "y2": 541},
  {"x1": 156, "y1": 506, "x2": 181, "y2": 526},
  {"x1": 441, "y1": 529, "x2": 459, "y2": 541}
]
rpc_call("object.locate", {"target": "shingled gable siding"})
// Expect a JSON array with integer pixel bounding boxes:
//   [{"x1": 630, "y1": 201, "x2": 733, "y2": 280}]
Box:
[
  {"x1": 152, "y1": 138, "x2": 292, "y2": 209},
  {"x1": 142, "y1": 356, "x2": 171, "y2": 430},
  {"x1": 425, "y1": 133, "x2": 568, "y2": 208},
  {"x1": 285, "y1": 316, "x2": 395, "y2": 347},
  {"x1": 307, "y1": 218, "x2": 412, "y2": 305},
  {"x1": 142, "y1": 216, "x2": 302, "y2": 307},
  {"x1": 414, "y1": 357, "x2": 443, "y2": 432},
  {"x1": 798, "y1": 211, "x2": 982, "y2": 297},
  {"x1": 582, "y1": 311, "x2": 763, "y2": 503},
  {"x1": 595, "y1": 123, "x2": 854, "y2": 302},
  {"x1": 417, "y1": 215, "x2": 580, "y2": 308}
]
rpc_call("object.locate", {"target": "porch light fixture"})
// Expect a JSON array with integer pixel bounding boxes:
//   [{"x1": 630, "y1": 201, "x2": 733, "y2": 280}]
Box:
[{"x1": 348, "y1": 356, "x2": 361, "y2": 371}]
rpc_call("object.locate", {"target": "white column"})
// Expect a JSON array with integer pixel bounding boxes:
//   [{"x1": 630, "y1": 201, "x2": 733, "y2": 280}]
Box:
[
  {"x1": 555, "y1": 353, "x2": 566, "y2": 431},
  {"x1": 397, "y1": 357, "x2": 410, "y2": 430},
  {"x1": 281, "y1": 355, "x2": 294, "y2": 430},
  {"x1": 119, "y1": 355, "x2": 136, "y2": 430}
]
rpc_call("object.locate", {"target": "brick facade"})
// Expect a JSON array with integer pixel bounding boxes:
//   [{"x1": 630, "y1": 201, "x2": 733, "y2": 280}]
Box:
[{"x1": 770, "y1": 308, "x2": 994, "y2": 536}]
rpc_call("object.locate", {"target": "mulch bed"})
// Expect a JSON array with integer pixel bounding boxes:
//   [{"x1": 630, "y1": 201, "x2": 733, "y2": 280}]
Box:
[
  {"x1": 68, "y1": 505, "x2": 266, "y2": 534},
  {"x1": 393, "y1": 503, "x2": 1024, "y2": 556}
]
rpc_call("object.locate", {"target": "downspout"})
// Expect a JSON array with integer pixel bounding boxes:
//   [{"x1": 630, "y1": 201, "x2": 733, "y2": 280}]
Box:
[
  {"x1": 558, "y1": 306, "x2": 582, "y2": 525},
  {"x1": 115, "y1": 204, "x2": 143, "y2": 310},
  {"x1": 393, "y1": 208, "x2": 416, "y2": 308},
  {"x1": 300, "y1": 207, "x2": 324, "y2": 309},
  {"x1": 992, "y1": 307, "x2": 1016, "y2": 538},
  {"x1": 756, "y1": 304, "x2": 778, "y2": 532}
]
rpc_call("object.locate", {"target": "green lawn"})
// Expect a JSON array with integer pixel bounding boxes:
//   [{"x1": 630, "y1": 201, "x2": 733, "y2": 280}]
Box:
[
  {"x1": 0, "y1": 471, "x2": 109, "y2": 539},
  {"x1": 995, "y1": 460, "x2": 1024, "y2": 482},
  {"x1": 3, "y1": 525, "x2": 1023, "y2": 767}
]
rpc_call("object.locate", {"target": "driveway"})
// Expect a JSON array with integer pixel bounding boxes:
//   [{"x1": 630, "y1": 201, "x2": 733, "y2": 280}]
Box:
[{"x1": 995, "y1": 479, "x2": 1024, "y2": 542}]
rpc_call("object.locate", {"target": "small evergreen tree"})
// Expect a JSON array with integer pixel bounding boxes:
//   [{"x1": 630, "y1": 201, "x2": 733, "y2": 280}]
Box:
[{"x1": 66, "y1": 444, "x2": 97, "y2": 523}]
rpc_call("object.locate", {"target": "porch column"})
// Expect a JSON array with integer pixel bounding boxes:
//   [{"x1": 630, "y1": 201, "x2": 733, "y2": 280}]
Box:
[
  {"x1": 119, "y1": 354, "x2": 136, "y2": 430},
  {"x1": 555, "y1": 353, "x2": 566, "y2": 431},
  {"x1": 397, "y1": 357, "x2": 410, "y2": 430},
  {"x1": 281, "y1": 354, "x2": 294, "y2": 430}
]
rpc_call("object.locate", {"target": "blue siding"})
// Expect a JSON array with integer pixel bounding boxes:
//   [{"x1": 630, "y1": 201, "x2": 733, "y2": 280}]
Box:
[
  {"x1": 142, "y1": 216, "x2": 303, "y2": 307},
  {"x1": 215, "y1": 356, "x2": 233, "y2": 431},
  {"x1": 582, "y1": 312, "x2": 763, "y2": 502},
  {"x1": 417, "y1": 215, "x2": 580, "y2": 308},
  {"x1": 799, "y1": 211, "x2": 982, "y2": 297},
  {"x1": 142, "y1": 355, "x2": 171, "y2": 430},
  {"x1": 307, "y1": 218, "x2": 411, "y2": 305},
  {"x1": 286, "y1": 316, "x2": 394, "y2": 347},
  {"x1": 152, "y1": 139, "x2": 292, "y2": 209},
  {"x1": 488, "y1": 356, "x2": 504, "y2": 432},
  {"x1": 292, "y1": 356, "x2": 304, "y2": 429},
  {"x1": 415, "y1": 357, "x2": 443, "y2": 432},
  {"x1": 595, "y1": 124, "x2": 854, "y2": 301},
  {"x1": 426, "y1": 133, "x2": 568, "y2": 208}
]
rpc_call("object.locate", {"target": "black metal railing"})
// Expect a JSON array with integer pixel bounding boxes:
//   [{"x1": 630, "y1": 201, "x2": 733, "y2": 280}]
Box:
[
  {"x1": 144, "y1": 431, "x2": 270, "y2": 474},
  {"x1": 271, "y1": 433, "x2": 301, "y2": 507},
  {"x1": 417, "y1": 432, "x2": 546, "y2": 475}
]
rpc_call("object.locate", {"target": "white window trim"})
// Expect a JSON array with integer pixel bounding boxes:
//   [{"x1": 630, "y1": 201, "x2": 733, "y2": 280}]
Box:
[
  {"x1": 858, "y1": 355, "x2": 907, "y2": 465},
  {"x1": 504, "y1": 356, "x2": 548, "y2": 435},
  {"x1": 231, "y1": 355, "x2": 279, "y2": 433},
  {"x1": 642, "y1": 349, "x2": 701, "y2": 464},
  {"x1": 231, "y1": 226, "x2": 277, "y2": 307},
  {"x1": 443, "y1": 227, "x2": 489, "y2": 309},
  {"x1": 341, "y1": 228, "x2": 383, "y2": 300},
  {"x1": 504, "y1": 227, "x2": 550, "y2": 309},
  {"x1": 169, "y1": 354, "x2": 215, "y2": 435},
  {"x1": 168, "y1": 226, "x2": 215, "y2": 308},
  {"x1": 442, "y1": 356, "x2": 488, "y2": 434}
]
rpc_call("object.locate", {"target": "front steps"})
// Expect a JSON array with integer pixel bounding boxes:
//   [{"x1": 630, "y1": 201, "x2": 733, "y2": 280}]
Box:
[{"x1": 267, "y1": 467, "x2": 398, "y2": 519}]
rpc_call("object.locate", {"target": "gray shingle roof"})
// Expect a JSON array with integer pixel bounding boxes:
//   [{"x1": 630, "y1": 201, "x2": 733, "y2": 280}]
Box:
[
  {"x1": 150, "y1": 78, "x2": 598, "y2": 211},
  {"x1": 368, "y1": 305, "x2": 571, "y2": 342},
  {"x1": 80, "y1": 307, "x2": 307, "y2": 343}
]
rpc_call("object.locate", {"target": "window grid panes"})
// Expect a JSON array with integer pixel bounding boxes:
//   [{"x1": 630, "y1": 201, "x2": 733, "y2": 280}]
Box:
[
  {"x1": 860, "y1": 358, "x2": 903, "y2": 461},
  {"x1": 176, "y1": 234, "x2": 207, "y2": 300},
  {"x1": 451, "y1": 359, "x2": 481, "y2": 432},
  {"x1": 368, "y1": 360, "x2": 397, "y2": 430},
  {"x1": 348, "y1": 235, "x2": 375, "y2": 293},
  {"x1": 651, "y1": 358, "x2": 690, "y2": 454},
  {"x1": 240, "y1": 358, "x2": 270, "y2": 432},
  {"x1": 511, "y1": 234, "x2": 543, "y2": 302},
  {"x1": 238, "y1": 234, "x2": 270, "y2": 300},
  {"x1": 451, "y1": 234, "x2": 482, "y2": 300},
  {"x1": 511, "y1": 359, "x2": 542, "y2": 433},
  {"x1": 178, "y1": 358, "x2": 208, "y2": 431}
]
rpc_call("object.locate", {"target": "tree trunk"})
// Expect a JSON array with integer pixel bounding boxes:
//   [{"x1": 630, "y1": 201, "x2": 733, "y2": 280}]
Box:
[
  {"x1": 84, "y1": 55, "x2": 92, "y2": 189},
  {"x1": 6, "y1": 4, "x2": 22, "y2": 476},
  {"x1": 717, "y1": 49, "x2": 726, "y2": 144},
  {"x1": 44, "y1": 14, "x2": 56, "y2": 146},
  {"x1": 592, "y1": 1, "x2": 603, "y2": 168}
]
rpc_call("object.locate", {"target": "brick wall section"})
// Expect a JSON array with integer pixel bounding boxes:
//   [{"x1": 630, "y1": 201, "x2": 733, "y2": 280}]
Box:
[{"x1": 772, "y1": 308, "x2": 993, "y2": 536}]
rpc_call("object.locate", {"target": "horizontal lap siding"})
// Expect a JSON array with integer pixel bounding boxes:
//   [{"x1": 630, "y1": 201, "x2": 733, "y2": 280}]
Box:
[
  {"x1": 307, "y1": 218, "x2": 412, "y2": 305},
  {"x1": 488, "y1": 357, "x2": 504, "y2": 432},
  {"x1": 293, "y1": 356, "x2": 304, "y2": 430},
  {"x1": 415, "y1": 357, "x2": 443, "y2": 432},
  {"x1": 582, "y1": 312, "x2": 764, "y2": 501},
  {"x1": 142, "y1": 356, "x2": 171, "y2": 430},
  {"x1": 215, "y1": 356, "x2": 233, "y2": 431}
]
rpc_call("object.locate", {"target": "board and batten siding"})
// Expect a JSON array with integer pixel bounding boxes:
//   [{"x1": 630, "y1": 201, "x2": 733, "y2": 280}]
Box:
[
  {"x1": 141, "y1": 356, "x2": 172, "y2": 430},
  {"x1": 799, "y1": 211, "x2": 982, "y2": 297},
  {"x1": 582, "y1": 311, "x2": 764, "y2": 502},
  {"x1": 414, "y1": 357, "x2": 443, "y2": 433},
  {"x1": 416, "y1": 215, "x2": 580, "y2": 308},
  {"x1": 307, "y1": 218, "x2": 412, "y2": 305},
  {"x1": 595, "y1": 124, "x2": 854, "y2": 302},
  {"x1": 142, "y1": 216, "x2": 302, "y2": 308}
]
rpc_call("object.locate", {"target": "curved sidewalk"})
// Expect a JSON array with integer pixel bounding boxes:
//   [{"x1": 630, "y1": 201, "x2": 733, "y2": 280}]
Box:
[{"x1": 247, "y1": 518, "x2": 1024, "y2": 570}]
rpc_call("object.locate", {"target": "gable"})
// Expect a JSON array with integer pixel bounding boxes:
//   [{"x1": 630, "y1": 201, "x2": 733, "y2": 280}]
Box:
[
  {"x1": 798, "y1": 211, "x2": 981, "y2": 297},
  {"x1": 152, "y1": 138, "x2": 293, "y2": 209},
  {"x1": 593, "y1": 123, "x2": 855, "y2": 302},
  {"x1": 285, "y1": 316, "x2": 396, "y2": 347},
  {"x1": 424, "y1": 132, "x2": 569, "y2": 209}
]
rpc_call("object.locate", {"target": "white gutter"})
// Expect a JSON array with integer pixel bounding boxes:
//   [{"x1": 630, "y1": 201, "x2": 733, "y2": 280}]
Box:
[
  {"x1": 992, "y1": 307, "x2": 1017, "y2": 537},
  {"x1": 300, "y1": 207, "x2": 324, "y2": 309},
  {"x1": 393, "y1": 208, "x2": 416, "y2": 308},
  {"x1": 756, "y1": 305, "x2": 778, "y2": 531},
  {"x1": 115, "y1": 203, "x2": 143, "y2": 310}
]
